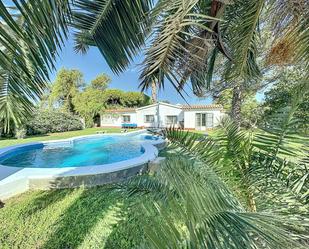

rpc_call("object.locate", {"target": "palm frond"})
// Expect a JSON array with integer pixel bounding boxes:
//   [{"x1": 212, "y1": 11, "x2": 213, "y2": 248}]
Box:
[
  {"x1": 0, "y1": 0, "x2": 70, "y2": 130},
  {"x1": 121, "y1": 157, "x2": 307, "y2": 248},
  {"x1": 139, "y1": 0, "x2": 224, "y2": 96},
  {"x1": 266, "y1": 0, "x2": 309, "y2": 69},
  {"x1": 163, "y1": 126, "x2": 221, "y2": 165},
  {"x1": 223, "y1": 0, "x2": 264, "y2": 80},
  {"x1": 72, "y1": 0, "x2": 153, "y2": 74},
  {"x1": 253, "y1": 80, "x2": 309, "y2": 161}
]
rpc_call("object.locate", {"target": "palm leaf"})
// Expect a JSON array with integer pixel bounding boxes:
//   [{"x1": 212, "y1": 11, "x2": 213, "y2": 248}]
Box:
[
  {"x1": 266, "y1": 0, "x2": 309, "y2": 69},
  {"x1": 72, "y1": 0, "x2": 153, "y2": 74},
  {"x1": 139, "y1": 0, "x2": 221, "y2": 95},
  {"x1": 0, "y1": 0, "x2": 70, "y2": 130},
  {"x1": 222, "y1": 0, "x2": 264, "y2": 81},
  {"x1": 120, "y1": 157, "x2": 307, "y2": 248}
]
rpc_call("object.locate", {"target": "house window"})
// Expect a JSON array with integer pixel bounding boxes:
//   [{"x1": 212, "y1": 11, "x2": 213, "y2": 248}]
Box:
[
  {"x1": 145, "y1": 115, "x2": 155, "y2": 123},
  {"x1": 166, "y1": 115, "x2": 177, "y2": 125},
  {"x1": 195, "y1": 113, "x2": 214, "y2": 128},
  {"x1": 205, "y1": 113, "x2": 214, "y2": 127},
  {"x1": 102, "y1": 114, "x2": 112, "y2": 123},
  {"x1": 122, "y1": 115, "x2": 131, "y2": 122}
]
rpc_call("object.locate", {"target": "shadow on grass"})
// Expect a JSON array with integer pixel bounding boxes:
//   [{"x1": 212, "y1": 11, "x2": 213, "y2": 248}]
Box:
[
  {"x1": 41, "y1": 186, "x2": 119, "y2": 249},
  {"x1": 104, "y1": 195, "x2": 148, "y2": 249},
  {"x1": 8, "y1": 189, "x2": 74, "y2": 217}
]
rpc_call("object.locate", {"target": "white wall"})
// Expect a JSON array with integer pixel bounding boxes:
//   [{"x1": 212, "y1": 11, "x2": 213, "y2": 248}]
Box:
[
  {"x1": 101, "y1": 112, "x2": 137, "y2": 127},
  {"x1": 184, "y1": 110, "x2": 223, "y2": 130},
  {"x1": 136, "y1": 103, "x2": 183, "y2": 128},
  {"x1": 100, "y1": 104, "x2": 224, "y2": 129},
  {"x1": 158, "y1": 104, "x2": 183, "y2": 128},
  {"x1": 136, "y1": 105, "x2": 158, "y2": 127}
]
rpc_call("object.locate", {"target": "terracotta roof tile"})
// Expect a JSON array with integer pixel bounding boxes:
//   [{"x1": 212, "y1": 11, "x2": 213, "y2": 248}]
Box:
[{"x1": 181, "y1": 104, "x2": 223, "y2": 110}]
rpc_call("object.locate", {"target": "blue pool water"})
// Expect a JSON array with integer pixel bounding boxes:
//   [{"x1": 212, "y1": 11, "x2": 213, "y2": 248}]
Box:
[{"x1": 0, "y1": 134, "x2": 158, "y2": 168}]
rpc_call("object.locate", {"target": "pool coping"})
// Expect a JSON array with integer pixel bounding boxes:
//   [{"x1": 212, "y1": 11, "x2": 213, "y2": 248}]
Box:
[{"x1": 0, "y1": 129, "x2": 166, "y2": 200}]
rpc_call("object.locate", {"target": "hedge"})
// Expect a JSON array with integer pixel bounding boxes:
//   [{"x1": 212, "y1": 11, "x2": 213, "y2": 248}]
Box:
[{"x1": 27, "y1": 109, "x2": 83, "y2": 135}]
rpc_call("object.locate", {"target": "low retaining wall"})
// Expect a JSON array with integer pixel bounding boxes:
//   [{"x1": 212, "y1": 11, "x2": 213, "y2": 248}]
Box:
[{"x1": 29, "y1": 163, "x2": 148, "y2": 190}]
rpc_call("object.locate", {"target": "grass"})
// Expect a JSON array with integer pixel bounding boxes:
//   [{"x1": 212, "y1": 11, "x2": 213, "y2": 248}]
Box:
[
  {"x1": 0, "y1": 127, "x2": 155, "y2": 248},
  {"x1": 0, "y1": 186, "x2": 152, "y2": 249},
  {"x1": 0, "y1": 127, "x2": 137, "y2": 148}
]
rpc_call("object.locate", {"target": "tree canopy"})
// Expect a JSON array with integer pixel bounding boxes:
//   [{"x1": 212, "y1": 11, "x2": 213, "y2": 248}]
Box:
[
  {"x1": 263, "y1": 66, "x2": 309, "y2": 134},
  {"x1": 90, "y1": 73, "x2": 111, "y2": 91},
  {"x1": 49, "y1": 68, "x2": 85, "y2": 113},
  {"x1": 72, "y1": 87, "x2": 107, "y2": 127}
]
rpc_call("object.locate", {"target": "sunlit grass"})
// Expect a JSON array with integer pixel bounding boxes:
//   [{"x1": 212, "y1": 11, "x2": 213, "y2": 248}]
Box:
[{"x1": 0, "y1": 186, "x2": 149, "y2": 249}]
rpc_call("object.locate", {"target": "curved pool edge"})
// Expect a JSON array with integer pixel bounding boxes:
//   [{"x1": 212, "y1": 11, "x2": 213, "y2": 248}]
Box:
[{"x1": 0, "y1": 130, "x2": 166, "y2": 200}]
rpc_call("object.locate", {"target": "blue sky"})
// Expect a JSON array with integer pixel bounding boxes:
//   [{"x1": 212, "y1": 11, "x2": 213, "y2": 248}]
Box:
[{"x1": 51, "y1": 36, "x2": 213, "y2": 105}]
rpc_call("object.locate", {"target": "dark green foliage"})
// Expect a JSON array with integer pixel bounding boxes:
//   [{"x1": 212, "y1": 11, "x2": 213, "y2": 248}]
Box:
[
  {"x1": 122, "y1": 91, "x2": 151, "y2": 107},
  {"x1": 0, "y1": 0, "x2": 71, "y2": 131},
  {"x1": 213, "y1": 88, "x2": 263, "y2": 127},
  {"x1": 262, "y1": 67, "x2": 309, "y2": 134},
  {"x1": 102, "y1": 89, "x2": 125, "y2": 106},
  {"x1": 119, "y1": 157, "x2": 307, "y2": 248},
  {"x1": 49, "y1": 68, "x2": 85, "y2": 113},
  {"x1": 102, "y1": 89, "x2": 150, "y2": 108},
  {"x1": 26, "y1": 109, "x2": 83, "y2": 135}
]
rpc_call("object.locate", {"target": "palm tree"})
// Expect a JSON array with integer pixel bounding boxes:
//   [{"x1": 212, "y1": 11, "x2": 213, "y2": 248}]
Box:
[
  {"x1": 164, "y1": 80, "x2": 308, "y2": 213},
  {"x1": 114, "y1": 81, "x2": 308, "y2": 247},
  {"x1": 119, "y1": 157, "x2": 307, "y2": 248},
  {"x1": 151, "y1": 81, "x2": 158, "y2": 103},
  {"x1": 0, "y1": 0, "x2": 308, "y2": 128},
  {"x1": 116, "y1": 83, "x2": 309, "y2": 247}
]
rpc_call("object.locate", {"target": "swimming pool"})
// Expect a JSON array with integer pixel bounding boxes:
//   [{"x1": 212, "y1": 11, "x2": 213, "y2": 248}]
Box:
[
  {"x1": 0, "y1": 130, "x2": 166, "y2": 199},
  {"x1": 0, "y1": 133, "x2": 158, "y2": 168}
]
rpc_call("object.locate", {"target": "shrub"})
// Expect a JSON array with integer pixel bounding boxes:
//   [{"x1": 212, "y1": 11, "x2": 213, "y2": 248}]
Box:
[
  {"x1": 15, "y1": 128, "x2": 27, "y2": 139},
  {"x1": 27, "y1": 109, "x2": 83, "y2": 135}
]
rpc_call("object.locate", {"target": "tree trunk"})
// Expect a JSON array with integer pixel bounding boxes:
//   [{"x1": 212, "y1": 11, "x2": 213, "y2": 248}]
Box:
[
  {"x1": 0, "y1": 200, "x2": 4, "y2": 209},
  {"x1": 247, "y1": 191, "x2": 257, "y2": 212},
  {"x1": 231, "y1": 84, "x2": 242, "y2": 126},
  {"x1": 151, "y1": 81, "x2": 157, "y2": 103}
]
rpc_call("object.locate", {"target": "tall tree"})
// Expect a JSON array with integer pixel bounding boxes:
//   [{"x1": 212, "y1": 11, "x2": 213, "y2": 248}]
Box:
[
  {"x1": 263, "y1": 66, "x2": 309, "y2": 134},
  {"x1": 151, "y1": 81, "x2": 157, "y2": 103},
  {"x1": 73, "y1": 87, "x2": 106, "y2": 127},
  {"x1": 49, "y1": 68, "x2": 84, "y2": 113},
  {"x1": 123, "y1": 92, "x2": 151, "y2": 107},
  {"x1": 90, "y1": 73, "x2": 111, "y2": 91}
]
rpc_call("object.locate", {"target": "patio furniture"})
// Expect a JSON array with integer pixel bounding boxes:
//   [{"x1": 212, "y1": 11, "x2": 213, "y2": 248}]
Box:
[
  {"x1": 121, "y1": 123, "x2": 138, "y2": 129},
  {"x1": 96, "y1": 130, "x2": 106, "y2": 134}
]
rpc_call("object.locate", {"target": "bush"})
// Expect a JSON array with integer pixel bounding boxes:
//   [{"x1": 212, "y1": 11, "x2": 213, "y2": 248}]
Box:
[
  {"x1": 15, "y1": 128, "x2": 27, "y2": 139},
  {"x1": 27, "y1": 109, "x2": 83, "y2": 135}
]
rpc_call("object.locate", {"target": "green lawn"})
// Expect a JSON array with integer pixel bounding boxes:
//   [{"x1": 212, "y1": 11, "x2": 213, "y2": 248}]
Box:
[
  {"x1": 0, "y1": 127, "x2": 156, "y2": 249},
  {"x1": 0, "y1": 186, "x2": 151, "y2": 249},
  {"x1": 0, "y1": 127, "x2": 137, "y2": 148}
]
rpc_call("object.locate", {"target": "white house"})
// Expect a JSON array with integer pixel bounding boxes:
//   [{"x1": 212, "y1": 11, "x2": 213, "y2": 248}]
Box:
[{"x1": 100, "y1": 102, "x2": 225, "y2": 130}]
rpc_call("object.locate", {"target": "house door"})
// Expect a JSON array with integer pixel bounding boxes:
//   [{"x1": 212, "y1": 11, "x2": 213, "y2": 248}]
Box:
[
  {"x1": 195, "y1": 113, "x2": 214, "y2": 130},
  {"x1": 93, "y1": 114, "x2": 101, "y2": 127}
]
